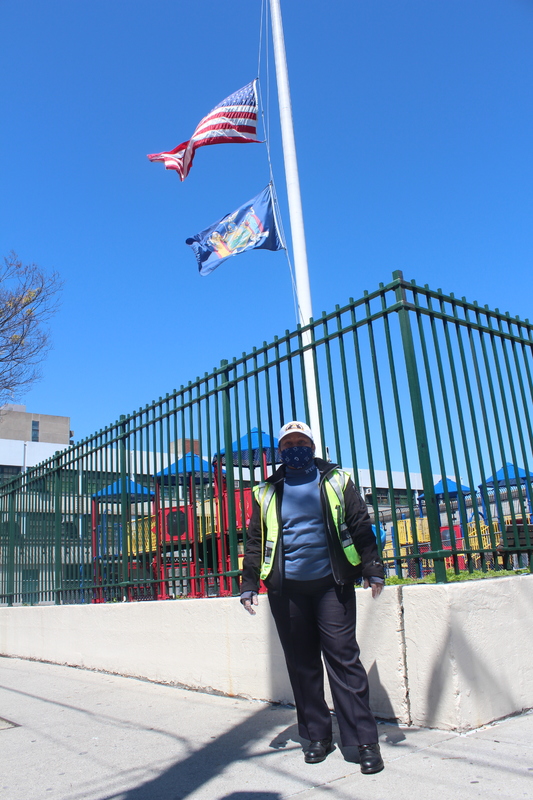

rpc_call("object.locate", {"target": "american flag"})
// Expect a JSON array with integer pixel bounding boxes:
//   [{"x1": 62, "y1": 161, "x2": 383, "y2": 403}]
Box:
[{"x1": 147, "y1": 81, "x2": 261, "y2": 181}]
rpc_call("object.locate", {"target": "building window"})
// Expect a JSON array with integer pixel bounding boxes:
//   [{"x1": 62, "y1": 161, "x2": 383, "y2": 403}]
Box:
[
  {"x1": 0, "y1": 465, "x2": 22, "y2": 486},
  {"x1": 31, "y1": 420, "x2": 39, "y2": 442},
  {"x1": 81, "y1": 471, "x2": 120, "y2": 495},
  {"x1": 365, "y1": 488, "x2": 391, "y2": 506},
  {"x1": 365, "y1": 488, "x2": 417, "y2": 507},
  {"x1": 392, "y1": 489, "x2": 416, "y2": 507}
]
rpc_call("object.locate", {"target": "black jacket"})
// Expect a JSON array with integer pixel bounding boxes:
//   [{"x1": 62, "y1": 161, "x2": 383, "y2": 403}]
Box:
[{"x1": 240, "y1": 458, "x2": 384, "y2": 595}]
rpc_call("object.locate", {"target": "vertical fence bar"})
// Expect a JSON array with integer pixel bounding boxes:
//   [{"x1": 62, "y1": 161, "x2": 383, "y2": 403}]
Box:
[
  {"x1": 321, "y1": 314, "x2": 342, "y2": 462},
  {"x1": 381, "y1": 288, "x2": 418, "y2": 569},
  {"x1": 220, "y1": 359, "x2": 239, "y2": 594},
  {"x1": 439, "y1": 295, "x2": 485, "y2": 569},
  {"x1": 474, "y1": 306, "x2": 512, "y2": 543},
  {"x1": 285, "y1": 330, "x2": 298, "y2": 421},
  {"x1": 393, "y1": 271, "x2": 446, "y2": 582},
  {"x1": 496, "y1": 315, "x2": 530, "y2": 531},
  {"x1": 119, "y1": 415, "x2": 129, "y2": 601},
  {"x1": 53, "y1": 452, "x2": 63, "y2": 604},
  {"x1": 362, "y1": 291, "x2": 400, "y2": 574},
  {"x1": 486, "y1": 313, "x2": 525, "y2": 530},
  {"x1": 308, "y1": 322, "x2": 326, "y2": 455},
  {"x1": 336, "y1": 304, "x2": 358, "y2": 473},
  {"x1": 7, "y1": 490, "x2": 15, "y2": 606},
  {"x1": 262, "y1": 344, "x2": 277, "y2": 459},
  {"x1": 451, "y1": 299, "x2": 493, "y2": 569},
  {"x1": 413, "y1": 289, "x2": 462, "y2": 569}
]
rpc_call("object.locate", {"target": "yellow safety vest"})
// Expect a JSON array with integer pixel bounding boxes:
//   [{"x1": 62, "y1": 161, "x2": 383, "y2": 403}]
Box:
[{"x1": 253, "y1": 469, "x2": 361, "y2": 581}]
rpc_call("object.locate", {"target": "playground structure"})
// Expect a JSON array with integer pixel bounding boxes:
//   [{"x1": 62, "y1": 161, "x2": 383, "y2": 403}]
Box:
[
  {"x1": 3, "y1": 273, "x2": 533, "y2": 605},
  {"x1": 90, "y1": 430, "x2": 280, "y2": 601},
  {"x1": 382, "y1": 464, "x2": 533, "y2": 577},
  {"x1": 91, "y1": 457, "x2": 533, "y2": 598}
]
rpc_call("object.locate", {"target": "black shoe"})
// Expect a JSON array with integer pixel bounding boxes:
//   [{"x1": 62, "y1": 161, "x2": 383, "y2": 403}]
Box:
[
  {"x1": 304, "y1": 737, "x2": 333, "y2": 764},
  {"x1": 358, "y1": 743, "x2": 384, "y2": 774}
]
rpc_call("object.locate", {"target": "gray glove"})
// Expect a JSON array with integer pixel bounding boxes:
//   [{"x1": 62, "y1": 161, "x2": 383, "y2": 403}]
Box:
[
  {"x1": 240, "y1": 590, "x2": 258, "y2": 615},
  {"x1": 364, "y1": 577, "x2": 384, "y2": 598}
]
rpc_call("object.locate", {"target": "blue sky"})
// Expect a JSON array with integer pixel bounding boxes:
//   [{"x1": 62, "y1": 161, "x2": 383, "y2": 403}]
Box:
[{"x1": 1, "y1": 0, "x2": 532, "y2": 441}]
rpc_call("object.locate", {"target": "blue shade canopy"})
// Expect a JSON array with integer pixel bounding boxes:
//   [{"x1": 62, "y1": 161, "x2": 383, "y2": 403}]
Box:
[
  {"x1": 93, "y1": 478, "x2": 155, "y2": 500},
  {"x1": 419, "y1": 478, "x2": 472, "y2": 501},
  {"x1": 214, "y1": 427, "x2": 281, "y2": 467},
  {"x1": 483, "y1": 462, "x2": 533, "y2": 487},
  {"x1": 156, "y1": 453, "x2": 212, "y2": 485}
]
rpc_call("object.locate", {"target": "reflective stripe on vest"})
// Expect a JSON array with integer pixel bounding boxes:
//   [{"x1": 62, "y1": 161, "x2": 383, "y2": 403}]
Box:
[
  {"x1": 253, "y1": 483, "x2": 279, "y2": 580},
  {"x1": 323, "y1": 469, "x2": 361, "y2": 566},
  {"x1": 253, "y1": 469, "x2": 361, "y2": 578}
]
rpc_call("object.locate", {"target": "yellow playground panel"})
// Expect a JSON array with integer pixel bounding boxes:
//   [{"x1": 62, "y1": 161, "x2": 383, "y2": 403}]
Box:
[
  {"x1": 127, "y1": 515, "x2": 157, "y2": 556},
  {"x1": 382, "y1": 517, "x2": 500, "y2": 571},
  {"x1": 127, "y1": 503, "x2": 214, "y2": 556},
  {"x1": 385, "y1": 516, "x2": 510, "y2": 551},
  {"x1": 466, "y1": 514, "x2": 530, "y2": 548},
  {"x1": 465, "y1": 519, "x2": 499, "y2": 551},
  {"x1": 395, "y1": 518, "x2": 431, "y2": 545},
  {"x1": 381, "y1": 518, "x2": 431, "y2": 562}
]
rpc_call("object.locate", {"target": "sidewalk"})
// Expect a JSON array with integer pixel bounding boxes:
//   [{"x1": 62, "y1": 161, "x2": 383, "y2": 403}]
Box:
[{"x1": 0, "y1": 657, "x2": 531, "y2": 800}]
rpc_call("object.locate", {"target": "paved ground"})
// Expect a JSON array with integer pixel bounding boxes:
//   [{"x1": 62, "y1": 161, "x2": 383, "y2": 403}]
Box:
[{"x1": 0, "y1": 656, "x2": 532, "y2": 800}]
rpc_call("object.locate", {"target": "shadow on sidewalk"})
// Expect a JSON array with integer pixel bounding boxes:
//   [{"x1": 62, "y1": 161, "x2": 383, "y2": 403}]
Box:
[
  {"x1": 111, "y1": 704, "x2": 294, "y2": 800},
  {"x1": 220, "y1": 794, "x2": 283, "y2": 800}
]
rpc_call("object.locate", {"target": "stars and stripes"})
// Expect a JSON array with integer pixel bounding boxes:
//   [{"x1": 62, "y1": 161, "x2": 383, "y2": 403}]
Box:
[{"x1": 147, "y1": 81, "x2": 261, "y2": 181}]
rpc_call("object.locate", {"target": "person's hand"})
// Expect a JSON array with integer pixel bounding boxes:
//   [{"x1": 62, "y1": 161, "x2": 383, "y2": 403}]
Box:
[
  {"x1": 240, "y1": 591, "x2": 258, "y2": 615},
  {"x1": 363, "y1": 579, "x2": 383, "y2": 599}
]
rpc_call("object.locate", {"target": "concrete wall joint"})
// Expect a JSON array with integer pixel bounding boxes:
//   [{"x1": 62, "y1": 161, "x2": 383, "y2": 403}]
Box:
[{"x1": 397, "y1": 585, "x2": 412, "y2": 726}]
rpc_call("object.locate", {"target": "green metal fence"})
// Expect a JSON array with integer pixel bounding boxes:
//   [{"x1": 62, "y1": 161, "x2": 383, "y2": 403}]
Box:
[{"x1": 1, "y1": 271, "x2": 532, "y2": 605}]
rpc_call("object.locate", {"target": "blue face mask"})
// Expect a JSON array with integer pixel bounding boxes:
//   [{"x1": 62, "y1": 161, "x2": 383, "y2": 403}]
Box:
[{"x1": 281, "y1": 446, "x2": 315, "y2": 470}]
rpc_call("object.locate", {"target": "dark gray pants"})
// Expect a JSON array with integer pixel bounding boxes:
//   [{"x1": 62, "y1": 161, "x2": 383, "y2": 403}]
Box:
[{"x1": 268, "y1": 581, "x2": 378, "y2": 746}]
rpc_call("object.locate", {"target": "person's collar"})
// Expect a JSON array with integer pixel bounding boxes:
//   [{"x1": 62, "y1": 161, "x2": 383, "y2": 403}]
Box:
[{"x1": 314, "y1": 457, "x2": 339, "y2": 474}]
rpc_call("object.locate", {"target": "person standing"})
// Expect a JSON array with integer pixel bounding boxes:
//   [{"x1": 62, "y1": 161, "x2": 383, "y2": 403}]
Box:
[{"x1": 240, "y1": 421, "x2": 385, "y2": 774}]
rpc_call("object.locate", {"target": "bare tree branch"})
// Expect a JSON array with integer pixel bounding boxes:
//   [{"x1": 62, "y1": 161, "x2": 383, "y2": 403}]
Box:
[{"x1": 0, "y1": 252, "x2": 63, "y2": 403}]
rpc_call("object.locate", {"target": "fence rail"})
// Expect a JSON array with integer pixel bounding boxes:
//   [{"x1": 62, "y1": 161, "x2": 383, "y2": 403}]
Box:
[{"x1": 1, "y1": 271, "x2": 532, "y2": 605}]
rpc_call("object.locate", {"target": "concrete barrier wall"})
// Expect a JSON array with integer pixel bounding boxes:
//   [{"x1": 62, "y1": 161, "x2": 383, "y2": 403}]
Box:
[
  {"x1": 0, "y1": 575, "x2": 531, "y2": 731},
  {"x1": 402, "y1": 575, "x2": 533, "y2": 729}
]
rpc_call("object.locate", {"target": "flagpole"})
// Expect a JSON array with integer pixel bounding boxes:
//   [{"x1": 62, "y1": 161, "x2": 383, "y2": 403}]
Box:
[{"x1": 269, "y1": 0, "x2": 323, "y2": 457}]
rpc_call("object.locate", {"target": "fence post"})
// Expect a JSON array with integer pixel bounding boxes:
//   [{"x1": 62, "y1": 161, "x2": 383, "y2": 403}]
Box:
[
  {"x1": 7, "y1": 490, "x2": 16, "y2": 606},
  {"x1": 393, "y1": 270, "x2": 447, "y2": 582},
  {"x1": 220, "y1": 360, "x2": 239, "y2": 594},
  {"x1": 119, "y1": 415, "x2": 129, "y2": 601},
  {"x1": 53, "y1": 452, "x2": 63, "y2": 604}
]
